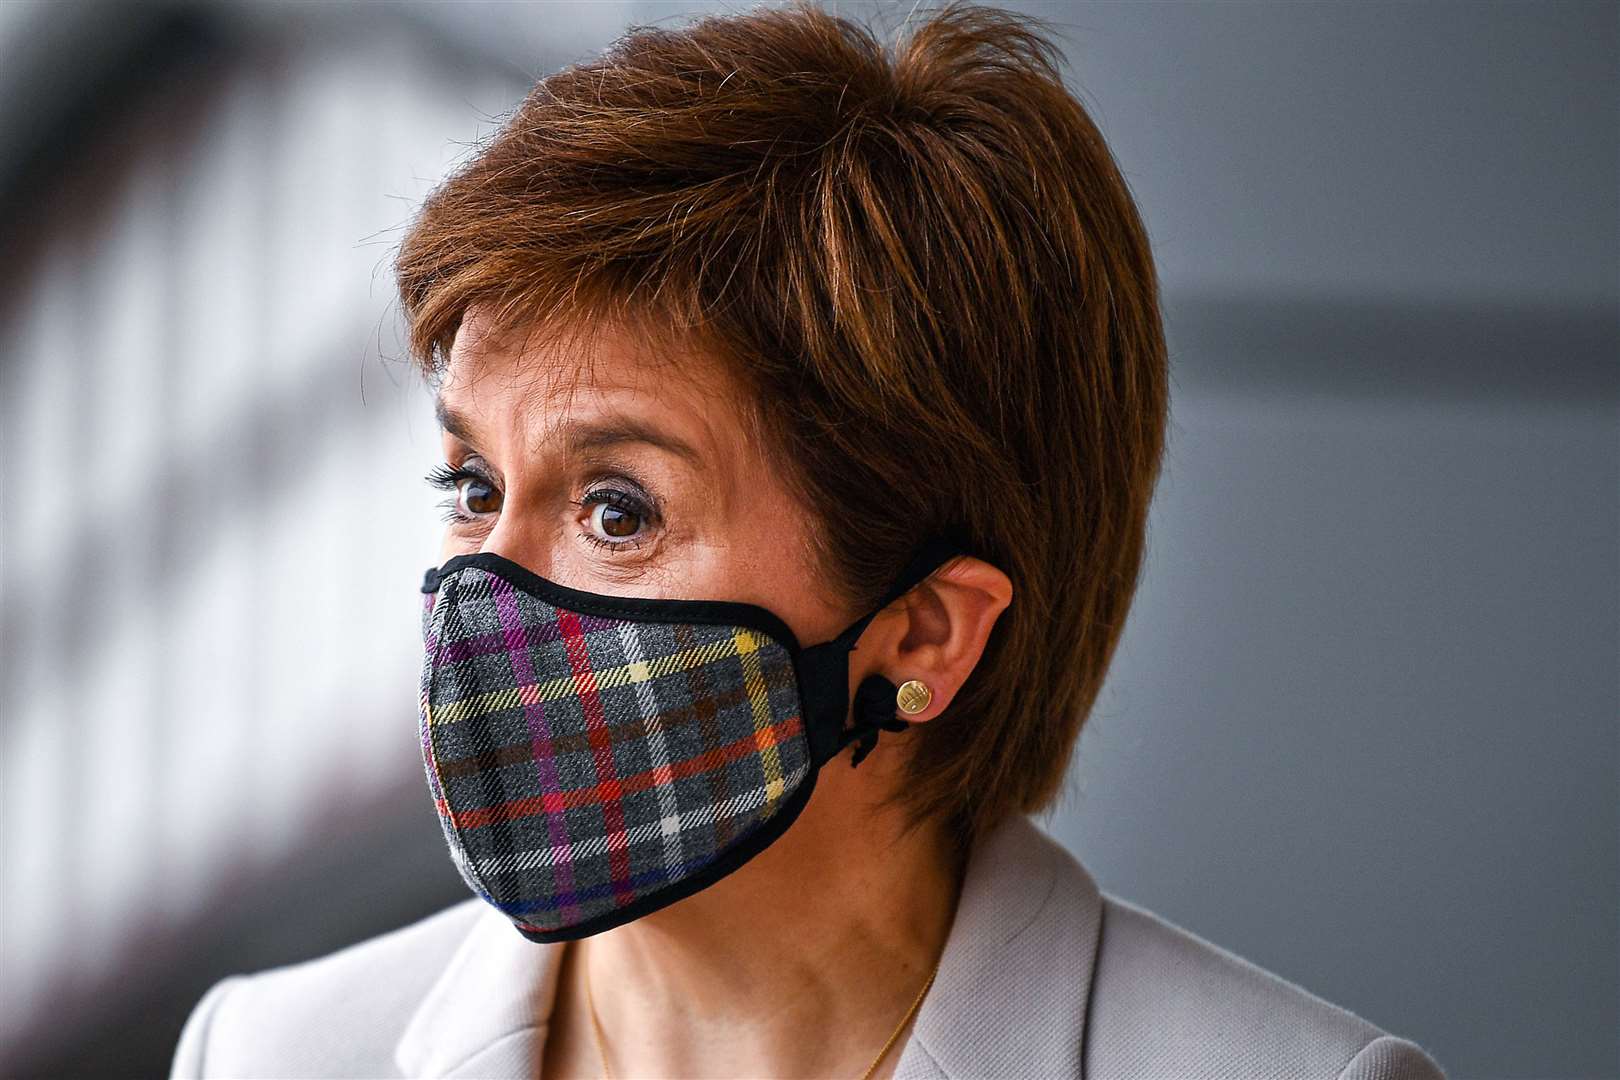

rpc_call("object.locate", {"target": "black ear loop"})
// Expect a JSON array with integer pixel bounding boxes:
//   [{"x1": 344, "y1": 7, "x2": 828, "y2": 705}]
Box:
[{"x1": 798, "y1": 531, "x2": 973, "y2": 769}]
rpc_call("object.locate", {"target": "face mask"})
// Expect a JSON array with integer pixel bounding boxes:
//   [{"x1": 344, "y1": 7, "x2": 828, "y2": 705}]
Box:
[{"x1": 418, "y1": 533, "x2": 967, "y2": 942}]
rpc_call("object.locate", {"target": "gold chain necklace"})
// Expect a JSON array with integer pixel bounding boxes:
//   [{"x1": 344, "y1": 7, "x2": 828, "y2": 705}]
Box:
[{"x1": 583, "y1": 948, "x2": 942, "y2": 1080}]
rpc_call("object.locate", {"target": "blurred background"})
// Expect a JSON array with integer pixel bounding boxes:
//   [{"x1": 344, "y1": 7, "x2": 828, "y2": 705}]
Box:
[{"x1": 0, "y1": 1, "x2": 1613, "y2": 1077}]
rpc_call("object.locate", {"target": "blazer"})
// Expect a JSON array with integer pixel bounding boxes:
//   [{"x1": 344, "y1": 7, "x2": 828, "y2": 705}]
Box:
[{"x1": 170, "y1": 812, "x2": 1447, "y2": 1078}]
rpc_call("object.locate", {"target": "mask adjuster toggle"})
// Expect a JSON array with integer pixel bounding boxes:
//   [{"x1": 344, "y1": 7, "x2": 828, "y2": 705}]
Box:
[{"x1": 840, "y1": 674, "x2": 912, "y2": 768}]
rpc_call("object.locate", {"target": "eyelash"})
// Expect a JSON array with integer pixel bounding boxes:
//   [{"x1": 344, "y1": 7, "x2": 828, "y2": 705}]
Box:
[{"x1": 423, "y1": 463, "x2": 659, "y2": 551}]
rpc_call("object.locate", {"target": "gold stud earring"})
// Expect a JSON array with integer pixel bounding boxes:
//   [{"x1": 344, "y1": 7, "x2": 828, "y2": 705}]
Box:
[{"x1": 895, "y1": 678, "x2": 932, "y2": 715}]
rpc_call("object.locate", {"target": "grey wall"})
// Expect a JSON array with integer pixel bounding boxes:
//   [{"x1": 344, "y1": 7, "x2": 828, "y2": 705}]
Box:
[{"x1": 1044, "y1": 387, "x2": 1615, "y2": 1080}]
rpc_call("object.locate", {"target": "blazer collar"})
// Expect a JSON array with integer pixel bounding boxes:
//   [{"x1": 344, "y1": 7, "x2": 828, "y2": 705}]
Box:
[
  {"x1": 394, "y1": 813, "x2": 1101, "y2": 1079},
  {"x1": 393, "y1": 895, "x2": 564, "y2": 1078},
  {"x1": 891, "y1": 813, "x2": 1102, "y2": 1079}
]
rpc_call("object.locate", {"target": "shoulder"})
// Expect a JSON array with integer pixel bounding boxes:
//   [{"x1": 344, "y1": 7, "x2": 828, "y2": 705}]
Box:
[
  {"x1": 169, "y1": 897, "x2": 485, "y2": 1079},
  {"x1": 1085, "y1": 890, "x2": 1447, "y2": 1079},
  {"x1": 910, "y1": 814, "x2": 1446, "y2": 1079}
]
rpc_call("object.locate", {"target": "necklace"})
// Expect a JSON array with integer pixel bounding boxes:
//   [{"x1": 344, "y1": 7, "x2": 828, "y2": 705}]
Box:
[{"x1": 582, "y1": 947, "x2": 942, "y2": 1080}]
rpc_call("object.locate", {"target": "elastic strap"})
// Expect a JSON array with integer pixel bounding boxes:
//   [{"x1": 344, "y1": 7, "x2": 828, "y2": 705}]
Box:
[
  {"x1": 800, "y1": 530, "x2": 972, "y2": 766},
  {"x1": 828, "y1": 531, "x2": 970, "y2": 652}
]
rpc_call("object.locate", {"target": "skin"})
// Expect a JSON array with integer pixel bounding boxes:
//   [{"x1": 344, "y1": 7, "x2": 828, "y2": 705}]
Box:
[{"x1": 431, "y1": 304, "x2": 1014, "y2": 1079}]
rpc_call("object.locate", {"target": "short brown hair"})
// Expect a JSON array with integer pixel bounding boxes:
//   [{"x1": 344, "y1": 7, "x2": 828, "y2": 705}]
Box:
[{"x1": 393, "y1": 0, "x2": 1169, "y2": 853}]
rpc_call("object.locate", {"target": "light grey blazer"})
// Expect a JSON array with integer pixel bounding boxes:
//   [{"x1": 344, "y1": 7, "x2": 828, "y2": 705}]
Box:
[{"x1": 170, "y1": 813, "x2": 1446, "y2": 1078}]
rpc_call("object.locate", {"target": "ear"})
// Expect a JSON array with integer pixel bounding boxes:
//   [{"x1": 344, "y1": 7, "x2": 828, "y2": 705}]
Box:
[{"x1": 865, "y1": 555, "x2": 1014, "y2": 724}]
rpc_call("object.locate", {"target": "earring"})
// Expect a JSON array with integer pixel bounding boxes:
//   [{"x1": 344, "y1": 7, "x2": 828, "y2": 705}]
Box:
[{"x1": 895, "y1": 678, "x2": 932, "y2": 715}]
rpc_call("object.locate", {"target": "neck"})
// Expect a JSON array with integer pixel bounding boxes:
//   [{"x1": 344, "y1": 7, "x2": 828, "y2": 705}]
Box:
[{"x1": 559, "y1": 795, "x2": 966, "y2": 1078}]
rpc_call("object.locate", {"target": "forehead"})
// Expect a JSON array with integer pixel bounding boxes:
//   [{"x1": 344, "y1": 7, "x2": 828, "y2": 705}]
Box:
[
  {"x1": 436, "y1": 307, "x2": 754, "y2": 449},
  {"x1": 441, "y1": 306, "x2": 721, "y2": 406}
]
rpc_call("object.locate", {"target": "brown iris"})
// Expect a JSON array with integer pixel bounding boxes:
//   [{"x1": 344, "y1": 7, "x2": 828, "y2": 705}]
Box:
[
  {"x1": 597, "y1": 504, "x2": 640, "y2": 537},
  {"x1": 458, "y1": 478, "x2": 500, "y2": 516}
]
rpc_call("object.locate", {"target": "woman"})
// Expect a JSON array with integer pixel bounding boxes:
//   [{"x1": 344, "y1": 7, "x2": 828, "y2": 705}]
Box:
[{"x1": 171, "y1": 2, "x2": 1446, "y2": 1077}]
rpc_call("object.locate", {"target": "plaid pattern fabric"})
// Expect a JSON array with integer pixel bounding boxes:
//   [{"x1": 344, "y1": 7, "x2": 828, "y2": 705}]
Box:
[{"x1": 419, "y1": 564, "x2": 812, "y2": 935}]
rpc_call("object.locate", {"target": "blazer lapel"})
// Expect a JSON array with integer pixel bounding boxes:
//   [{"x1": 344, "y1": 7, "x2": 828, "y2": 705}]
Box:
[
  {"x1": 393, "y1": 813, "x2": 1100, "y2": 1079},
  {"x1": 393, "y1": 900, "x2": 563, "y2": 1079},
  {"x1": 892, "y1": 814, "x2": 1103, "y2": 1079}
]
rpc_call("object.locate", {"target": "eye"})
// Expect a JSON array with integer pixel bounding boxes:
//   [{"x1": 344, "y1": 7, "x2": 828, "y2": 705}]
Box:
[
  {"x1": 425, "y1": 462, "x2": 502, "y2": 522},
  {"x1": 579, "y1": 487, "x2": 657, "y2": 550}
]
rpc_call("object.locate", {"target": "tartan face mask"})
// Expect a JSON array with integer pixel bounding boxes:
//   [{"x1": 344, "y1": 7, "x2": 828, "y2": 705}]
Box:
[{"x1": 417, "y1": 533, "x2": 966, "y2": 943}]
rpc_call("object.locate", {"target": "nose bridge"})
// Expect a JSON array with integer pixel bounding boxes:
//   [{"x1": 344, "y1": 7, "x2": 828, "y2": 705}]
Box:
[{"x1": 479, "y1": 510, "x2": 553, "y2": 579}]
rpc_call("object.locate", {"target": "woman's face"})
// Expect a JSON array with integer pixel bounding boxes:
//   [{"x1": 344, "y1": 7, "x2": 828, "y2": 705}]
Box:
[
  {"x1": 429, "y1": 306, "x2": 998, "y2": 912},
  {"x1": 430, "y1": 307, "x2": 855, "y2": 650}
]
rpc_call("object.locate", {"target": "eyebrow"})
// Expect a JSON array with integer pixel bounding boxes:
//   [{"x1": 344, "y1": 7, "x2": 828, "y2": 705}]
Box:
[{"x1": 433, "y1": 394, "x2": 705, "y2": 468}]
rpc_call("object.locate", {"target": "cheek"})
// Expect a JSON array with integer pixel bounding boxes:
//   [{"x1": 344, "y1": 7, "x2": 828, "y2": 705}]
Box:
[
  {"x1": 438, "y1": 529, "x2": 473, "y2": 563},
  {"x1": 725, "y1": 477, "x2": 847, "y2": 645}
]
